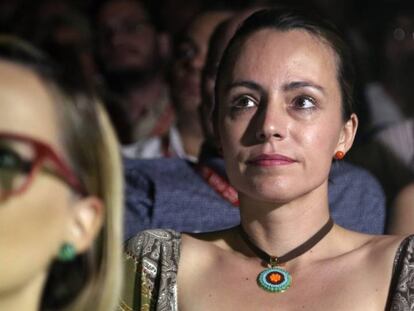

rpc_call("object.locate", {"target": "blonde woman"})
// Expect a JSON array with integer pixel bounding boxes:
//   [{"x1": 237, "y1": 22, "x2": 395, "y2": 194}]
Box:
[{"x1": 0, "y1": 37, "x2": 123, "y2": 310}]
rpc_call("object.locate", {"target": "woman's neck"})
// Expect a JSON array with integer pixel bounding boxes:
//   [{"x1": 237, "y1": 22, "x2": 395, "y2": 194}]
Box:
[
  {"x1": 0, "y1": 272, "x2": 46, "y2": 311},
  {"x1": 176, "y1": 117, "x2": 204, "y2": 158},
  {"x1": 238, "y1": 188, "x2": 331, "y2": 259}
]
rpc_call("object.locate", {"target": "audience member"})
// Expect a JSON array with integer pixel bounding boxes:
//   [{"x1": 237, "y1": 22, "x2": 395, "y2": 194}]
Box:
[
  {"x1": 0, "y1": 36, "x2": 123, "y2": 311},
  {"x1": 123, "y1": 8, "x2": 233, "y2": 161},
  {"x1": 365, "y1": 4, "x2": 414, "y2": 159},
  {"x1": 13, "y1": 0, "x2": 96, "y2": 83},
  {"x1": 388, "y1": 182, "x2": 414, "y2": 234},
  {"x1": 123, "y1": 9, "x2": 386, "y2": 241},
  {"x1": 150, "y1": 0, "x2": 206, "y2": 36},
  {"x1": 364, "y1": 3, "x2": 414, "y2": 130},
  {"x1": 94, "y1": 0, "x2": 173, "y2": 144},
  {"x1": 347, "y1": 3, "x2": 414, "y2": 213},
  {"x1": 122, "y1": 8, "x2": 413, "y2": 310}
]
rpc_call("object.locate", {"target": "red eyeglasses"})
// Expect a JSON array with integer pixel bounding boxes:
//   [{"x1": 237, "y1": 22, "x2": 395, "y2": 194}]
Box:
[{"x1": 0, "y1": 132, "x2": 85, "y2": 199}]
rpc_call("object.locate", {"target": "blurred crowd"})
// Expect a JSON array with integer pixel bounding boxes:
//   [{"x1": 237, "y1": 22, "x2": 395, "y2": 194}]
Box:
[{"x1": 2, "y1": 0, "x2": 414, "y2": 232}]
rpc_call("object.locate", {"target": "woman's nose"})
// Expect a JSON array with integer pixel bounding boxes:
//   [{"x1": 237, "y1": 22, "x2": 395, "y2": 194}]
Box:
[{"x1": 255, "y1": 101, "x2": 287, "y2": 141}]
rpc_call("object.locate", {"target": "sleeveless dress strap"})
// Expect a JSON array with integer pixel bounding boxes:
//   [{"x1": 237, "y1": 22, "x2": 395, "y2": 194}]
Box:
[
  {"x1": 120, "y1": 229, "x2": 181, "y2": 311},
  {"x1": 385, "y1": 235, "x2": 414, "y2": 310}
]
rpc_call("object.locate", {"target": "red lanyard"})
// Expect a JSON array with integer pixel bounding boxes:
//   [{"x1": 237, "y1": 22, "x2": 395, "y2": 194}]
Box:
[
  {"x1": 196, "y1": 164, "x2": 239, "y2": 207},
  {"x1": 161, "y1": 134, "x2": 173, "y2": 158}
]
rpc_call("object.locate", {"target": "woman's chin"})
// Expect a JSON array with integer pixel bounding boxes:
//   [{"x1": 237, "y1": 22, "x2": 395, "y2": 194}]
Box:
[{"x1": 239, "y1": 184, "x2": 297, "y2": 204}]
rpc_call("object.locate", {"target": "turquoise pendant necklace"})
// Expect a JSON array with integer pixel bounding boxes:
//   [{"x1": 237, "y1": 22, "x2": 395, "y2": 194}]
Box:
[{"x1": 239, "y1": 217, "x2": 334, "y2": 293}]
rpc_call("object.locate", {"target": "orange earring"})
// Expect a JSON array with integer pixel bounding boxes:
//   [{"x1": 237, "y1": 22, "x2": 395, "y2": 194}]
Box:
[{"x1": 334, "y1": 151, "x2": 345, "y2": 160}]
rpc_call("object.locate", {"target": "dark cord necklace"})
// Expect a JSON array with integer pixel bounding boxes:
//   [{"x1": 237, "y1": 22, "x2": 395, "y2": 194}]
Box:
[{"x1": 239, "y1": 217, "x2": 334, "y2": 293}]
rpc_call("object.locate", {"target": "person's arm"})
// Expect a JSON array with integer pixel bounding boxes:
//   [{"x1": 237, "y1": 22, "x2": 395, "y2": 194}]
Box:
[{"x1": 388, "y1": 183, "x2": 414, "y2": 235}]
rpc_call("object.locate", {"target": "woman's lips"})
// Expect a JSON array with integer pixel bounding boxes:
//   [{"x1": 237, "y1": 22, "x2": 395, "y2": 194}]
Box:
[{"x1": 247, "y1": 154, "x2": 297, "y2": 167}]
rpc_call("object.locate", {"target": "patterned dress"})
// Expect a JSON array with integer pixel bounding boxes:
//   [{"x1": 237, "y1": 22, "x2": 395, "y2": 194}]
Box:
[{"x1": 119, "y1": 230, "x2": 414, "y2": 311}]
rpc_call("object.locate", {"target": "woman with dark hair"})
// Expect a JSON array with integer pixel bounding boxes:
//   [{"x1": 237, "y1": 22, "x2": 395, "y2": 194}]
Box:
[
  {"x1": 0, "y1": 36, "x2": 123, "y2": 310},
  {"x1": 122, "y1": 8, "x2": 413, "y2": 310}
]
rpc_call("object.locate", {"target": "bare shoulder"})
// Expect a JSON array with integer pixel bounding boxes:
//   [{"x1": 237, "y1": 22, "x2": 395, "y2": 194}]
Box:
[
  {"x1": 345, "y1": 230, "x2": 411, "y2": 269},
  {"x1": 364, "y1": 233, "x2": 410, "y2": 256},
  {"x1": 180, "y1": 228, "x2": 237, "y2": 259},
  {"x1": 326, "y1": 227, "x2": 409, "y2": 274},
  {"x1": 311, "y1": 229, "x2": 412, "y2": 309},
  {"x1": 178, "y1": 228, "x2": 244, "y2": 309},
  {"x1": 178, "y1": 228, "x2": 239, "y2": 281},
  {"x1": 335, "y1": 226, "x2": 406, "y2": 250}
]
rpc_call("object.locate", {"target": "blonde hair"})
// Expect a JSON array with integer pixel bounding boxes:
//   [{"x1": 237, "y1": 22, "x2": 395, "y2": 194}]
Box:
[
  {"x1": 0, "y1": 36, "x2": 123, "y2": 310},
  {"x1": 65, "y1": 102, "x2": 123, "y2": 311}
]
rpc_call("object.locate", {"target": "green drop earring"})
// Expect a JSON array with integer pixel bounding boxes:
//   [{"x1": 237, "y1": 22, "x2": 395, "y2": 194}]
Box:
[{"x1": 58, "y1": 243, "x2": 76, "y2": 262}]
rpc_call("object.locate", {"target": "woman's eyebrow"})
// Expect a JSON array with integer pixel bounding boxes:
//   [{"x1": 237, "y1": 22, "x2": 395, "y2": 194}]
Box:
[
  {"x1": 225, "y1": 80, "x2": 325, "y2": 96},
  {"x1": 283, "y1": 81, "x2": 325, "y2": 94},
  {"x1": 226, "y1": 80, "x2": 263, "y2": 92}
]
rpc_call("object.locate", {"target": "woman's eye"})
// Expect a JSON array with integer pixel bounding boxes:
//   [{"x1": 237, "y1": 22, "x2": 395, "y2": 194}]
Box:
[
  {"x1": 232, "y1": 96, "x2": 257, "y2": 110},
  {"x1": 293, "y1": 96, "x2": 316, "y2": 109},
  {"x1": 0, "y1": 147, "x2": 31, "y2": 193},
  {"x1": 0, "y1": 147, "x2": 25, "y2": 171}
]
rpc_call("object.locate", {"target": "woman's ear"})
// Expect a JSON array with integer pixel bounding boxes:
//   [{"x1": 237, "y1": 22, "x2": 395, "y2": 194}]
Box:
[
  {"x1": 336, "y1": 113, "x2": 358, "y2": 153},
  {"x1": 66, "y1": 196, "x2": 104, "y2": 254}
]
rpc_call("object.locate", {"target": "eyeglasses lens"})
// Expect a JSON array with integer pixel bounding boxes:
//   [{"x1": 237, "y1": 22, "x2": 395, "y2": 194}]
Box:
[{"x1": 0, "y1": 139, "x2": 34, "y2": 197}]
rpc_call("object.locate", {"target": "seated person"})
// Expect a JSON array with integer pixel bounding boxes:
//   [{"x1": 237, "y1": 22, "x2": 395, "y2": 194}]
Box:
[
  {"x1": 94, "y1": 0, "x2": 174, "y2": 145},
  {"x1": 124, "y1": 10, "x2": 386, "y2": 240},
  {"x1": 388, "y1": 182, "x2": 414, "y2": 234},
  {"x1": 122, "y1": 8, "x2": 413, "y2": 310},
  {"x1": 0, "y1": 36, "x2": 123, "y2": 311},
  {"x1": 123, "y1": 8, "x2": 233, "y2": 161},
  {"x1": 347, "y1": 5, "x2": 414, "y2": 212}
]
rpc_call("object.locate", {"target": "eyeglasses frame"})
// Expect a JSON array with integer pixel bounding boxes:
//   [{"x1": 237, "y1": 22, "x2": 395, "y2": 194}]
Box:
[{"x1": 0, "y1": 132, "x2": 85, "y2": 198}]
